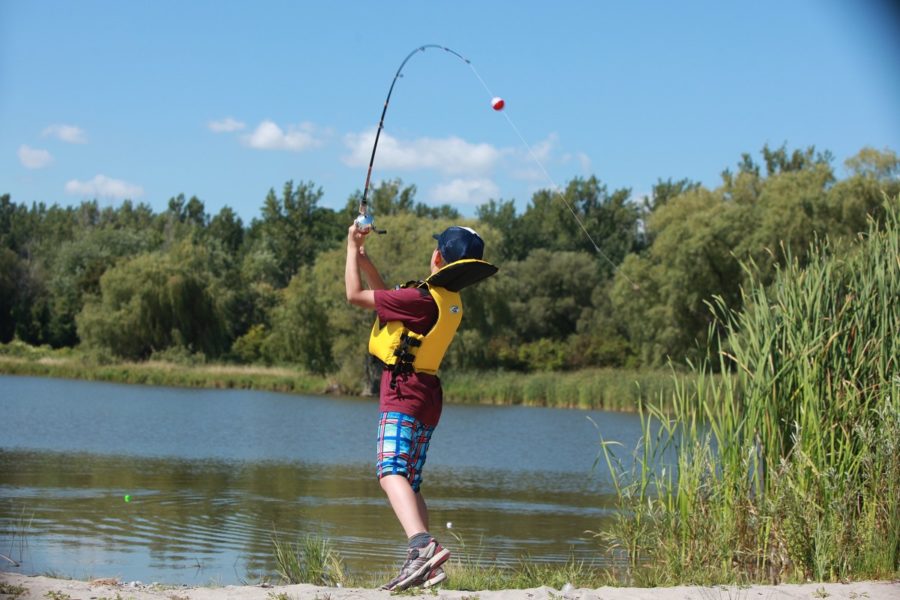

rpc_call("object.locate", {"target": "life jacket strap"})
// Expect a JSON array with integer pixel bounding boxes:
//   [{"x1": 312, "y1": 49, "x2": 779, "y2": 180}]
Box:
[{"x1": 388, "y1": 332, "x2": 422, "y2": 389}]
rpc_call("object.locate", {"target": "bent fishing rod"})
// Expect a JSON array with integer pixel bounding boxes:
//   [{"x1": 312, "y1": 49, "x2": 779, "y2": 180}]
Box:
[{"x1": 355, "y1": 45, "x2": 471, "y2": 234}]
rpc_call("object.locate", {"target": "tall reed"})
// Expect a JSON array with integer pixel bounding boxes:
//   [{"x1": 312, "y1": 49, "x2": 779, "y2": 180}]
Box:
[{"x1": 598, "y1": 198, "x2": 900, "y2": 584}]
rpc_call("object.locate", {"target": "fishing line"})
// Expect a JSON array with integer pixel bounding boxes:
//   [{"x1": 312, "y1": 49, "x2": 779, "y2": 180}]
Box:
[
  {"x1": 465, "y1": 61, "x2": 624, "y2": 276},
  {"x1": 360, "y1": 44, "x2": 634, "y2": 284}
]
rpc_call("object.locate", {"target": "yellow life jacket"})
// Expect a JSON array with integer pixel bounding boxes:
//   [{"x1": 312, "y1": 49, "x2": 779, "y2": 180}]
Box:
[
  {"x1": 368, "y1": 258, "x2": 498, "y2": 377},
  {"x1": 368, "y1": 283, "x2": 461, "y2": 375}
]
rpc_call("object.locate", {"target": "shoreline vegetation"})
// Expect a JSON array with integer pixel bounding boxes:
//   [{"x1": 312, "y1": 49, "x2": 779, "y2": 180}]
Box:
[{"x1": 0, "y1": 340, "x2": 680, "y2": 412}]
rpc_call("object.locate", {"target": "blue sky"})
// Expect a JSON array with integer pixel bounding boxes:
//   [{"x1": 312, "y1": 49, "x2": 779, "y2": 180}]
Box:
[{"x1": 2, "y1": 1, "x2": 898, "y2": 223}]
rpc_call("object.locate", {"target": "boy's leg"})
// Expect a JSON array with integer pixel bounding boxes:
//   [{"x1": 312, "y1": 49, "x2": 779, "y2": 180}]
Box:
[
  {"x1": 376, "y1": 413, "x2": 448, "y2": 590},
  {"x1": 380, "y1": 474, "x2": 428, "y2": 536},
  {"x1": 417, "y1": 488, "x2": 429, "y2": 531}
]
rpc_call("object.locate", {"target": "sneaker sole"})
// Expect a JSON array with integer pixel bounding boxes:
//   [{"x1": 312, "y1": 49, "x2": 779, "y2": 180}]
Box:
[
  {"x1": 391, "y1": 548, "x2": 450, "y2": 591},
  {"x1": 423, "y1": 568, "x2": 447, "y2": 588}
]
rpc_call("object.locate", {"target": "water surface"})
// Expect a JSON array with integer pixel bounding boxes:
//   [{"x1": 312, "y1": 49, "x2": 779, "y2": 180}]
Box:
[{"x1": 0, "y1": 375, "x2": 641, "y2": 584}]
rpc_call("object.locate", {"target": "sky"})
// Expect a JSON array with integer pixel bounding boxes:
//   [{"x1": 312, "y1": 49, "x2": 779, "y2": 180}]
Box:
[{"x1": 2, "y1": 1, "x2": 899, "y2": 223}]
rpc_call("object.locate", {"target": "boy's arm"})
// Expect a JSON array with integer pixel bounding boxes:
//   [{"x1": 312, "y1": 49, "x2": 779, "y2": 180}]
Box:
[
  {"x1": 359, "y1": 249, "x2": 387, "y2": 291},
  {"x1": 345, "y1": 224, "x2": 383, "y2": 309}
]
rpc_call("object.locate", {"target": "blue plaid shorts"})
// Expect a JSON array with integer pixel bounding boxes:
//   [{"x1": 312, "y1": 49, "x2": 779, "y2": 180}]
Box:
[{"x1": 376, "y1": 411, "x2": 435, "y2": 493}]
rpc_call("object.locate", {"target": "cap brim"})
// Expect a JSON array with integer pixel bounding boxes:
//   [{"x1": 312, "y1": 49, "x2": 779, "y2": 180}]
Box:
[{"x1": 432, "y1": 233, "x2": 441, "y2": 241}]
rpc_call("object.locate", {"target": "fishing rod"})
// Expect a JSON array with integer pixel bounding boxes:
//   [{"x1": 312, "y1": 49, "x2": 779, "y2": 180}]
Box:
[{"x1": 356, "y1": 45, "x2": 471, "y2": 234}]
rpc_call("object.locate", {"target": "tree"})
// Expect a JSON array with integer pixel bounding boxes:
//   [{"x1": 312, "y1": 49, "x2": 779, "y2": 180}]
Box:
[
  {"x1": 643, "y1": 177, "x2": 701, "y2": 213},
  {"x1": 611, "y1": 187, "x2": 749, "y2": 366},
  {"x1": 518, "y1": 177, "x2": 640, "y2": 278},
  {"x1": 344, "y1": 179, "x2": 461, "y2": 221},
  {"x1": 0, "y1": 248, "x2": 22, "y2": 342},
  {"x1": 476, "y1": 198, "x2": 525, "y2": 261},
  {"x1": 261, "y1": 267, "x2": 334, "y2": 374},
  {"x1": 47, "y1": 227, "x2": 157, "y2": 347},
  {"x1": 609, "y1": 145, "x2": 881, "y2": 367},
  {"x1": 250, "y1": 180, "x2": 340, "y2": 286},
  {"x1": 466, "y1": 249, "x2": 609, "y2": 371},
  {"x1": 77, "y1": 241, "x2": 228, "y2": 359},
  {"x1": 207, "y1": 206, "x2": 244, "y2": 255},
  {"x1": 827, "y1": 147, "x2": 900, "y2": 237}
]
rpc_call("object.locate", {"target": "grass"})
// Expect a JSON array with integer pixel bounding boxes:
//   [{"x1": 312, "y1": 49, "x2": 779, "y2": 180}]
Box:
[
  {"x1": 446, "y1": 554, "x2": 611, "y2": 591},
  {"x1": 595, "y1": 197, "x2": 900, "y2": 585},
  {"x1": 442, "y1": 367, "x2": 687, "y2": 411},
  {"x1": 272, "y1": 532, "x2": 346, "y2": 587},
  {"x1": 0, "y1": 344, "x2": 330, "y2": 395},
  {"x1": 0, "y1": 583, "x2": 27, "y2": 600},
  {"x1": 268, "y1": 528, "x2": 616, "y2": 592}
]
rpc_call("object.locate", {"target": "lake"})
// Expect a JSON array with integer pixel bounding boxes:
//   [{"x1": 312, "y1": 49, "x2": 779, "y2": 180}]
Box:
[{"x1": 0, "y1": 375, "x2": 643, "y2": 585}]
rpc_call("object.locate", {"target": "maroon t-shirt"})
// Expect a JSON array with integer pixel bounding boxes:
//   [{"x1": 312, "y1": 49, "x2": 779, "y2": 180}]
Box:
[{"x1": 373, "y1": 287, "x2": 443, "y2": 427}]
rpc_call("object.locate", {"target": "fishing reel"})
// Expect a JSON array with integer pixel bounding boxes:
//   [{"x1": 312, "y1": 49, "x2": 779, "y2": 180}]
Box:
[{"x1": 355, "y1": 200, "x2": 386, "y2": 234}]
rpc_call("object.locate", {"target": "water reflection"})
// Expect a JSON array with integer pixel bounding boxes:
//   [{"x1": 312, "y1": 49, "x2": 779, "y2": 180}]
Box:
[{"x1": 0, "y1": 376, "x2": 640, "y2": 584}]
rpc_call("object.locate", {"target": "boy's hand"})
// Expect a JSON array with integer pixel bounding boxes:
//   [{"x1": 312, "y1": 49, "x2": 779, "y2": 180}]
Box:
[{"x1": 348, "y1": 223, "x2": 369, "y2": 253}]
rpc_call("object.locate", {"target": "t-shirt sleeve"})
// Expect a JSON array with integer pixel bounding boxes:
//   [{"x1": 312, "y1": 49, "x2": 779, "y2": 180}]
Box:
[{"x1": 373, "y1": 287, "x2": 438, "y2": 335}]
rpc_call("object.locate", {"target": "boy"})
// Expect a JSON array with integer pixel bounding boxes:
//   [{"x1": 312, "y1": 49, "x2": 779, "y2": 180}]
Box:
[{"x1": 344, "y1": 222, "x2": 496, "y2": 591}]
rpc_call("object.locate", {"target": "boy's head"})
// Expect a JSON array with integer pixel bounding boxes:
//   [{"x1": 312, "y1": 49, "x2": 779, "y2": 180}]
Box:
[{"x1": 433, "y1": 226, "x2": 484, "y2": 264}]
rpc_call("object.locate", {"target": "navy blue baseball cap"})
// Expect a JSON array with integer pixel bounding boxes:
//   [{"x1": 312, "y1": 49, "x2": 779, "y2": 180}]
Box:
[{"x1": 433, "y1": 226, "x2": 485, "y2": 263}]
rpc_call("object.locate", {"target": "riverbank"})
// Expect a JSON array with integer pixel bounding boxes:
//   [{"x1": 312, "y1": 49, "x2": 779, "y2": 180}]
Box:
[
  {"x1": 3, "y1": 573, "x2": 898, "y2": 600},
  {"x1": 0, "y1": 341, "x2": 680, "y2": 411}
]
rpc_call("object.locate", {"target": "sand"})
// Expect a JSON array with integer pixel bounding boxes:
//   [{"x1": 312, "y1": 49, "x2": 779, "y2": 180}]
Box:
[{"x1": 1, "y1": 573, "x2": 898, "y2": 600}]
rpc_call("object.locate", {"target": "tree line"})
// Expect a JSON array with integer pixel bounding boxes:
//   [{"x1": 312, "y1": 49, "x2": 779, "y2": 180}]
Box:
[{"x1": 1, "y1": 145, "x2": 896, "y2": 388}]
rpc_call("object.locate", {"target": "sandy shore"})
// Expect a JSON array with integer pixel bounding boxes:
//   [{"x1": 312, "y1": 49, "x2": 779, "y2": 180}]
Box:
[{"x1": 1, "y1": 573, "x2": 898, "y2": 600}]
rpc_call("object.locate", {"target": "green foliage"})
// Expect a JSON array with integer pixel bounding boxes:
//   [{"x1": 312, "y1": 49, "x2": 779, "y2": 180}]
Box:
[
  {"x1": 344, "y1": 178, "x2": 461, "y2": 221},
  {"x1": 520, "y1": 177, "x2": 639, "y2": 268},
  {"x1": 262, "y1": 267, "x2": 334, "y2": 374},
  {"x1": 249, "y1": 180, "x2": 342, "y2": 286},
  {"x1": 207, "y1": 205, "x2": 244, "y2": 254},
  {"x1": 77, "y1": 241, "x2": 228, "y2": 360},
  {"x1": 612, "y1": 145, "x2": 897, "y2": 367},
  {"x1": 231, "y1": 323, "x2": 268, "y2": 363},
  {"x1": 272, "y1": 532, "x2": 345, "y2": 586},
  {"x1": 598, "y1": 197, "x2": 900, "y2": 584},
  {"x1": 0, "y1": 247, "x2": 23, "y2": 342},
  {"x1": 47, "y1": 227, "x2": 157, "y2": 346}
]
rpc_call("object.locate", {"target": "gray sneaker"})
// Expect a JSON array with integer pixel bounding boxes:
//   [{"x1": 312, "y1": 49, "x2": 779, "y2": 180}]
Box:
[{"x1": 381, "y1": 537, "x2": 450, "y2": 591}]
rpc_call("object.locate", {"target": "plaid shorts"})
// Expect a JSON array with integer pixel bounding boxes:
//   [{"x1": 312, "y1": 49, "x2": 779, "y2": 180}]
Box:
[{"x1": 376, "y1": 411, "x2": 435, "y2": 493}]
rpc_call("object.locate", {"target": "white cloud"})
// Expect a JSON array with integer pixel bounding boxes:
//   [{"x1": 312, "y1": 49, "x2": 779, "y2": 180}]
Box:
[
  {"x1": 430, "y1": 177, "x2": 500, "y2": 205},
  {"x1": 242, "y1": 120, "x2": 321, "y2": 151},
  {"x1": 65, "y1": 175, "x2": 144, "y2": 199},
  {"x1": 208, "y1": 117, "x2": 246, "y2": 133},
  {"x1": 42, "y1": 124, "x2": 87, "y2": 144},
  {"x1": 576, "y1": 152, "x2": 592, "y2": 172},
  {"x1": 343, "y1": 129, "x2": 501, "y2": 175},
  {"x1": 530, "y1": 132, "x2": 559, "y2": 162},
  {"x1": 18, "y1": 145, "x2": 54, "y2": 169},
  {"x1": 509, "y1": 133, "x2": 562, "y2": 181}
]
